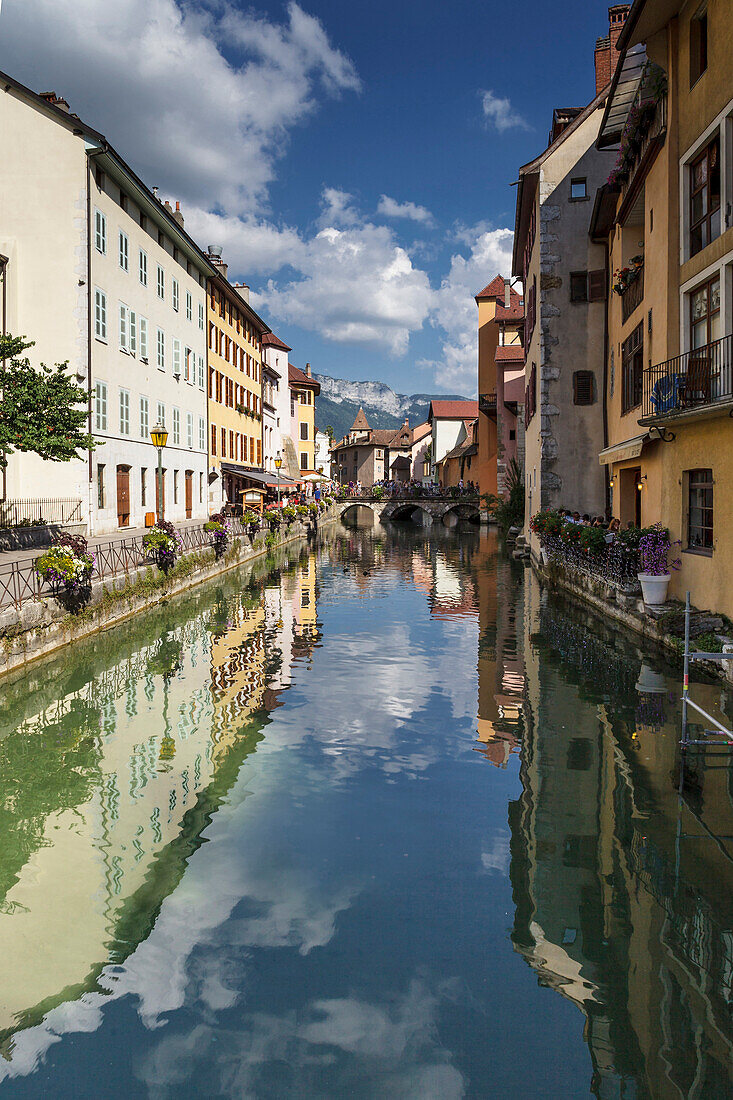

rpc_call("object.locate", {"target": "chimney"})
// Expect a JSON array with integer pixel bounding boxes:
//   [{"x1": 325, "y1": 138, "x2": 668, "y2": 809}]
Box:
[
  {"x1": 40, "y1": 91, "x2": 70, "y2": 113},
  {"x1": 305, "y1": 363, "x2": 312, "y2": 378},
  {"x1": 207, "y1": 245, "x2": 227, "y2": 281},
  {"x1": 172, "y1": 201, "x2": 184, "y2": 228},
  {"x1": 163, "y1": 200, "x2": 173, "y2": 216},
  {"x1": 504, "y1": 278, "x2": 511, "y2": 309},
  {"x1": 595, "y1": 6, "x2": 630, "y2": 95},
  {"x1": 233, "y1": 282, "x2": 250, "y2": 304}
]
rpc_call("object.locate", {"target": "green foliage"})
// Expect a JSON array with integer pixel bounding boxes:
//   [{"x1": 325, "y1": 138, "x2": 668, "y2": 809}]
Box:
[
  {"x1": 0, "y1": 334, "x2": 96, "y2": 469},
  {"x1": 485, "y1": 461, "x2": 525, "y2": 531},
  {"x1": 695, "y1": 632, "x2": 724, "y2": 653},
  {"x1": 265, "y1": 531, "x2": 278, "y2": 548},
  {"x1": 578, "y1": 525, "x2": 607, "y2": 555}
]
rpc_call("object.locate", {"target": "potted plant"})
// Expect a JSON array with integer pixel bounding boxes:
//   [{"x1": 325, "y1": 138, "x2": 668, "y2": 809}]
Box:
[
  {"x1": 204, "y1": 512, "x2": 230, "y2": 558},
  {"x1": 35, "y1": 532, "x2": 94, "y2": 593},
  {"x1": 637, "y1": 524, "x2": 680, "y2": 604},
  {"x1": 143, "y1": 520, "x2": 182, "y2": 572}
]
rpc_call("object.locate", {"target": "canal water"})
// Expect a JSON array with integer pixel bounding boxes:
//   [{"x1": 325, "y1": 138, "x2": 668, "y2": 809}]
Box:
[{"x1": 0, "y1": 522, "x2": 732, "y2": 1098}]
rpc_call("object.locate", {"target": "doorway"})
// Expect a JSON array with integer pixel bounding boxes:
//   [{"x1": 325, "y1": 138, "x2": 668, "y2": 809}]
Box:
[
  {"x1": 619, "y1": 466, "x2": 642, "y2": 528},
  {"x1": 185, "y1": 470, "x2": 193, "y2": 519},
  {"x1": 116, "y1": 465, "x2": 131, "y2": 528}
]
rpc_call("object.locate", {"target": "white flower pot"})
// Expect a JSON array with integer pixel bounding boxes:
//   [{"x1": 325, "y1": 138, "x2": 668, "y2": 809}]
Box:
[{"x1": 638, "y1": 573, "x2": 671, "y2": 605}]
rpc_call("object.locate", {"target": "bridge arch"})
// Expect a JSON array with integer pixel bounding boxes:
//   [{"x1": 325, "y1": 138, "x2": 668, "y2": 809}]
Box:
[
  {"x1": 441, "y1": 502, "x2": 481, "y2": 526},
  {"x1": 384, "y1": 502, "x2": 433, "y2": 525},
  {"x1": 340, "y1": 502, "x2": 377, "y2": 525}
]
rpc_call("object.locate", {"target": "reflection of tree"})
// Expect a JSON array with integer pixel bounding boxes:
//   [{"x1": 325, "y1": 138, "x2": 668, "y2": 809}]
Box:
[
  {"x1": 0, "y1": 699, "x2": 103, "y2": 907},
  {"x1": 146, "y1": 631, "x2": 184, "y2": 681}
]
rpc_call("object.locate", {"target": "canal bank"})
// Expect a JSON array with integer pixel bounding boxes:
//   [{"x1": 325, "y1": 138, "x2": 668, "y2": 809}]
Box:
[
  {"x1": 0, "y1": 506, "x2": 340, "y2": 681},
  {"x1": 0, "y1": 523, "x2": 731, "y2": 1097}
]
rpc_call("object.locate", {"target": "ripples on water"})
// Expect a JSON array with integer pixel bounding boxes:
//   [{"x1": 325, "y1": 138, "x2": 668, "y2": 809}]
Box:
[{"x1": 0, "y1": 521, "x2": 731, "y2": 1098}]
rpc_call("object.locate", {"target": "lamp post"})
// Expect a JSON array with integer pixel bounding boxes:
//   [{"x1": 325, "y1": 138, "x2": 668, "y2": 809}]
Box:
[
  {"x1": 150, "y1": 421, "x2": 168, "y2": 524},
  {"x1": 275, "y1": 454, "x2": 282, "y2": 508}
]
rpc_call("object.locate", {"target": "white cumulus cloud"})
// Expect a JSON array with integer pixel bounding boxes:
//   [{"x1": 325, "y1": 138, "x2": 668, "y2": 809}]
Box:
[
  {"x1": 481, "y1": 89, "x2": 530, "y2": 133},
  {"x1": 377, "y1": 195, "x2": 435, "y2": 226},
  {"x1": 0, "y1": 0, "x2": 360, "y2": 216}
]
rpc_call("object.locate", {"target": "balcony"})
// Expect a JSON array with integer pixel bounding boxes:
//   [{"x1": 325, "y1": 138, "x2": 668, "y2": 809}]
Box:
[
  {"x1": 479, "y1": 392, "x2": 497, "y2": 416},
  {"x1": 641, "y1": 334, "x2": 733, "y2": 422},
  {"x1": 621, "y1": 265, "x2": 644, "y2": 323}
]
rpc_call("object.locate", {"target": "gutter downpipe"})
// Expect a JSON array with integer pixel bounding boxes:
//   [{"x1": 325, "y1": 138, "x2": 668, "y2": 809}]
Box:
[
  {"x1": 86, "y1": 159, "x2": 94, "y2": 537},
  {"x1": 602, "y1": 239, "x2": 611, "y2": 520},
  {"x1": 0, "y1": 252, "x2": 8, "y2": 502}
]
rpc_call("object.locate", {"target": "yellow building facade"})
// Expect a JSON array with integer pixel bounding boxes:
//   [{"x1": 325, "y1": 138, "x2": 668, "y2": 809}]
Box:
[
  {"x1": 594, "y1": 0, "x2": 733, "y2": 618},
  {"x1": 289, "y1": 363, "x2": 321, "y2": 477},
  {"x1": 207, "y1": 265, "x2": 269, "y2": 510}
]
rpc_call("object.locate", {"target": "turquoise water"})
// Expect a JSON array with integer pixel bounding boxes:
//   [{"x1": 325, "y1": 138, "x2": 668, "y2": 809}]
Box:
[{"x1": 0, "y1": 523, "x2": 732, "y2": 1098}]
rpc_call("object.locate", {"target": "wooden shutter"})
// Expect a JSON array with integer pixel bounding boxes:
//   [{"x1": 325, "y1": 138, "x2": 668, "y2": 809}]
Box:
[
  {"x1": 588, "y1": 269, "x2": 606, "y2": 302},
  {"x1": 573, "y1": 370, "x2": 594, "y2": 406}
]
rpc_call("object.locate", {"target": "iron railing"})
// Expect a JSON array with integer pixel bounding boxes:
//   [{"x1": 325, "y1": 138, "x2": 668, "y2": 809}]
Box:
[
  {"x1": 0, "y1": 498, "x2": 83, "y2": 528},
  {"x1": 479, "y1": 392, "x2": 497, "y2": 414},
  {"x1": 542, "y1": 534, "x2": 640, "y2": 588},
  {"x1": 641, "y1": 334, "x2": 733, "y2": 420},
  {"x1": 621, "y1": 267, "x2": 644, "y2": 324},
  {"x1": 0, "y1": 516, "x2": 263, "y2": 611}
]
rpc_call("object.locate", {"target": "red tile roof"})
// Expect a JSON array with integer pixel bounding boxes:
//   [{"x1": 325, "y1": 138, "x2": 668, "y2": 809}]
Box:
[
  {"x1": 262, "y1": 332, "x2": 292, "y2": 351},
  {"x1": 495, "y1": 346, "x2": 525, "y2": 363},
  {"x1": 428, "y1": 399, "x2": 479, "y2": 421},
  {"x1": 288, "y1": 363, "x2": 320, "y2": 392},
  {"x1": 475, "y1": 274, "x2": 506, "y2": 301},
  {"x1": 494, "y1": 287, "x2": 524, "y2": 320}
]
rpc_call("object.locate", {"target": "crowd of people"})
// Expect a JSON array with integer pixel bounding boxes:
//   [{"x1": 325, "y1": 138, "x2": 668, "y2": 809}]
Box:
[
  {"x1": 557, "y1": 509, "x2": 622, "y2": 534},
  {"x1": 338, "y1": 479, "x2": 479, "y2": 499}
]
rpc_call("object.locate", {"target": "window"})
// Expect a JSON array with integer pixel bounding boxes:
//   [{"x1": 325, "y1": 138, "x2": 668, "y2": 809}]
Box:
[
  {"x1": 621, "y1": 322, "x2": 644, "y2": 412},
  {"x1": 172, "y1": 407, "x2": 181, "y2": 445},
  {"x1": 173, "y1": 469, "x2": 179, "y2": 504},
  {"x1": 119, "y1": 388, "x2": 130, "y2": 435},
  {"x1": 129, "y1": 310, "x2": 137, "y2": 355},
  {"x1": 94, "y1": 381, "x2": 107, "y2": 431},
  {"x1": 525, "y1": 364, "x2": 537, "y2": 424},
  {"x1": 119, "y1": 303, "x2": 128, "y2": 350},
  {"x1": 300, "y1": 452, "x2": 308, "y2": 470},
  {"x1": 173, "y1": 338, "x2": 181, "y2": 377},
  {"x1": 141, "y1": 467, "x2": 147, "y2": 507},
  {"x1": 140, "y1": 395, "x2": 149, "y2": 438},
  {"x1": 211, "y1": 423, "x2": 217, "y2": 455},
  {"x1": 199, "y1": 416, "x2": 206, "y2": 451},
  {"x1": 157, "y1": 328, "x2": 165, "y2": 370},
  {"x1": 199, "y1": 302, "x2": 204, "y2": 330},
  {"x1": 139, "y1": 316, "x2": 148, "y2": 360},
  {"x1": 690, "y1": 8, "x2": 708, "y2": 86},
  {"x1": 690, "y1": 275, "x2": 720, "y2": 349},
  {"x1": 690, "y1": 136, "x2": 720, "y2": 256},
  {"x1": 570, "y1": 272, "x2": 588, "y2": 302},
  {"x1": 221, "y1": 426, "x2": 226, "y2": 457},
  {"x1": 300, "y1": 422, "x2": 308, "y2": 440},
  {"x1": 94, "y1": 209, "x2": 106, "y2": 254},
  {"x1": 570, "y1": 178, "x2": 587, "y2": 200},
  {"x1": 139, "y1": 249, "x2": 148, "y2": 285},
  {"x1": 198, "y1": 355, "x2": 205, "y2": 389},
  {"x1": 94, "y1": 289, "x2": 107, "y2": 340},
  {"x1": 97, "y1": 464, "x2": 105, "y2": 509},
  {"x1": 187, "y1": 412, "x2": 194, "y2": 448},
  {"x1": 573, "y1": 370, "x2": 595, "y2": 405},
  {"x1": 183, "y1": 346, "x2": 192, "y2": 383},
  {"x1": 687, "y1": 468, "x2": 713, "y2": 551},
  {"x1": 119, "y1": 230, "x2": 129, "y2": 272},
  {"x1": 172, "y1": 278, "x2": 179, "y2": 312},
  {"x1": 186, "y1": 291, "x2": 192, "y2": 322},
  {"x1": 157, "y1": 401, "x2": 165, "y2": 427},
  {"x1": 157, "y1": 264, "x2": 165, "y2": 299},
  {"x1": 588, "y1": 270, "x2": 606, "y2": 301}
]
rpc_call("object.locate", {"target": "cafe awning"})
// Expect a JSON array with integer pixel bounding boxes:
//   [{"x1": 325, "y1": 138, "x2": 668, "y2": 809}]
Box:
[
  {"x1": 221, "y1": 463, "x2": 296, "y2": 486},
  {"x1": 598, "y1": 433, "x2": 651, "y2": 465}
]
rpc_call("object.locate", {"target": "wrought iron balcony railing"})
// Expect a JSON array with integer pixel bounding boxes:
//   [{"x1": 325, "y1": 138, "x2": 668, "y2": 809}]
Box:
[
  {"x1": 479, "y1": 392, "x2": 497, "y2": 415},
  {"x1": 641, "y1": 334, "x2": 733, "y2": 421},
  {"x1": 621, "y1": 266, "x2": 644, "y2": 324}
]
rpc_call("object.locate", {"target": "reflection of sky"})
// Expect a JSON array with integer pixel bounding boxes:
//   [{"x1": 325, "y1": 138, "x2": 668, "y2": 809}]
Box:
[{"x1": 0, "y1": 532, "x2": 591, "y2": 1098}]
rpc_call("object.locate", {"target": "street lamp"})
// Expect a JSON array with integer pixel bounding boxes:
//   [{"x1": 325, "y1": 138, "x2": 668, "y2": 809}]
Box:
[
  {"x1": 275, "y1": 454, "x2": 283, "y2": 507},
  {"x1": 150, "y1": 421, "x2": 168, "y2": 523}
]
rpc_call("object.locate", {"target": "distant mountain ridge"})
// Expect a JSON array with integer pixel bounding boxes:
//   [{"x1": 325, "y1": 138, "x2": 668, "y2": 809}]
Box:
[{"x1": 313, "y1": 374, "x2": 470, "y2": 442}]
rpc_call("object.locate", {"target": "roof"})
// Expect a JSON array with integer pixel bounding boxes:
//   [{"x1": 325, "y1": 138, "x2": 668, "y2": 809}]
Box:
[
  {"x1": 441, "y1": 437, "x2": 478, "y2": 462},
  {"x1": 288, "y1": 363, "x2": 321, "y2": 393},
  {"x1": 351, "y1": 407, "x2": 371, "y2": 431},
  {"x1": 428, "y1": 400, "x2": 479, "y2": 422},
  {"x1": 511, "y1": 86, "x2": 610, "y2": 277},
  {"x1": 370, "y1": 429, "x2": 399, "y2": 445},
  {"x1": 495, "y1": 345, "x2": 525, "y2": 363},
  {"x1": 390, "y1": 455, "x2": 411, "y2": 470},
  {"x1": 262, "y1": 332, "x2": 292, "y2": 351},
  {"x1": 0, "y1": 69, "x2": 217, "y2": 280},
  {"x1": 411, "y1": 421, "x2": 432, "y2": 444},
  {"x1": 616, "y1": 0, "x2": 676, "y2": 54},
  {"x1": 494, "y1": 288, "x2": 524, "y2": 321},
  {"x1": 475, "y1": 275, "x2": 507, "y2": 302}
]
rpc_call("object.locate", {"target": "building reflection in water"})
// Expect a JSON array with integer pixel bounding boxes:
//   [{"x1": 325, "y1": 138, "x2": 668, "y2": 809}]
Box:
[
  {"x1": 511, "y1": 571, "x2": 733, "y2": 1098},
  {"x1": 0, "y1": 543, "x2": 320, "y2": 1055}
]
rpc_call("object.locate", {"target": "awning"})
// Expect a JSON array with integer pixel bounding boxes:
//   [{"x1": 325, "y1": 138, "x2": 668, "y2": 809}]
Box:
[
  {"x1": 597, "y1": 43, "x2": 647, "y2": 149},
  {"x1": 221, "y1": 463, "x2": 296, "y2": 486},
  {"x1": 598, "y1": 433, "x2": 651, "y2": 466}
]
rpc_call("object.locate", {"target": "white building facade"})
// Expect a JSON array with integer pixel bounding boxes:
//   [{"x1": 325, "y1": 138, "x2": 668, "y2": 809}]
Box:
[
  {"x1": 261, "y1": 332, "x2": 298, "y2": 480},
  {"x1": 427, "y1": 401, "x2": 480, "y2": 483},
  {"x1": 0, "y1": 74, "x2": 214, "y2": 535}
]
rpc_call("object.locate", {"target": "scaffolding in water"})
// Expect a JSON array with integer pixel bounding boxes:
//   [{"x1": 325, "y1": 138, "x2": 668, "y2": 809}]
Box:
[{"x1": 680, "y1": 591, "x2": 733, "y2": 753}]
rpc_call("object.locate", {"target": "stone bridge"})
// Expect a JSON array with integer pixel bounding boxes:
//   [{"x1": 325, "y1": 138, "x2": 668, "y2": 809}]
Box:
[{"x1": 335, "y1": 495, "x2": 486, "y2": 526}]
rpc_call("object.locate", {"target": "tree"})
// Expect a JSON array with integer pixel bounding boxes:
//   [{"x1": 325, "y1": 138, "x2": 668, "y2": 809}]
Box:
[
  {"x1": 325, "y1": 424, "x2": 334, "y2": 442},
  {"x1": 0, "y1": 334, "x2": 95, "y2": 470}
]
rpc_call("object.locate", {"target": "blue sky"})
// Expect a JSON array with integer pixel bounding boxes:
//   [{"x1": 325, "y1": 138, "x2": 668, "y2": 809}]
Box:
[{"x1": 0, "y1": 0, "x2": 610, "y2": 393}]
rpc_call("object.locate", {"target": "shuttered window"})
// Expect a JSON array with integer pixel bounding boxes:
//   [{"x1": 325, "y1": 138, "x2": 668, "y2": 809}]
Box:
[{"x1": 573, "y1": 370, "x2": 595, "y2": 405}]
